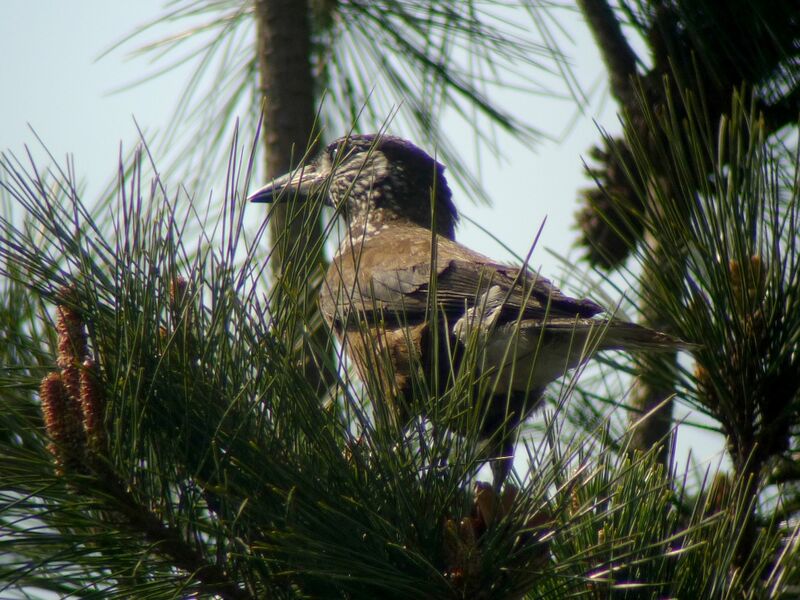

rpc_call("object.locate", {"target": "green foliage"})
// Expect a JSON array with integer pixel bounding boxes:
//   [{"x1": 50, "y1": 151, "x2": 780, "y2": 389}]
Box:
[
  {"x1": 575, "y1": 0, "x2": 800, "y2": 269},
  {"x1": 1, "y1": 113, "x2": 799, "y2": 597},
  {"x1": 622, "y1": 0, "x2": 800, "y2": 99},
  {"x1": 573, "y1": 81, "x2": 800, "y2": 594},
  {"x1": 601, "y1": 88, "x2": 800, "y2": 476}
]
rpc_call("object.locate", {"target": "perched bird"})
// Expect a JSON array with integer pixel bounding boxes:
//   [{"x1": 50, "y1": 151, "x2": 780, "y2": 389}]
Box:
[{"x1": 250, "y1": 133, "x2": 679, "y2": 488}]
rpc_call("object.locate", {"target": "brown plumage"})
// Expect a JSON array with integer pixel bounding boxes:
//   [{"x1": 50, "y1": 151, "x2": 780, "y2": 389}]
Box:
[{"x1": 250, "y1": 133, "x2": 680, "y2": 488}]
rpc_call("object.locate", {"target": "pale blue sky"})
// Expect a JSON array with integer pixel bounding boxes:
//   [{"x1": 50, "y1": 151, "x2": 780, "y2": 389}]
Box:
[
  {"x1": 1, "y1": 1, "x2": 724, "y2": 470},
  {"x1": 1, "y1": 1, "x2": 609, "y2": 262}
]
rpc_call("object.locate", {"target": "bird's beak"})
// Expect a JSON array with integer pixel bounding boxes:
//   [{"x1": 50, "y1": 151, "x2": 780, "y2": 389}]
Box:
[{"x1": 248, "y1": 163, "x2": 328, "y2": 204}]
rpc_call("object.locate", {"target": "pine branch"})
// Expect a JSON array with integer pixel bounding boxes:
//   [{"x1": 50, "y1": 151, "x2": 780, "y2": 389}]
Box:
[
  {"x1": 84, "y1": 460, "x2": 252, "y2": 600},
  {"x1": 577, "y1": 0, "x2": 641, "y2": 110},
  {"x1": 4, "y1": 115, "x2": 800, "y2": 597}
]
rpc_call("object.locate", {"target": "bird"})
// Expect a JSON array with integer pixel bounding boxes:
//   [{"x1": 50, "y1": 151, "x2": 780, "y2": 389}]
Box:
[{"x1": 249, "y1": 132, "x2": 681, "y2": 488}]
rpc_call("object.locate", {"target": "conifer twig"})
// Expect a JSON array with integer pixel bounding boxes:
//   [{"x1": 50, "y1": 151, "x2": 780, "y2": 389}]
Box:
[
  {"x1": 577, "y1": 0, "x2": 640, "y2": 110},
  {"x1": 85, "y1": 460, "x2": 253, "y2": 600}
]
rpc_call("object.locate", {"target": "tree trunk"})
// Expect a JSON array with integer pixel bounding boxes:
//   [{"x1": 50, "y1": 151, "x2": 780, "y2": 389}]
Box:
[
  {"x1": 254, "y1": 0, "x2": 319, "y2": 270},
  {"x1": 627, "y1": 231, "x2": 676, "y2": 466},
  {"x1": 578, "y1": 0, "x2": 679, "y2": 466},
  {"x1": 254, "y1": 0, "x2": 332, "y2": 394}
]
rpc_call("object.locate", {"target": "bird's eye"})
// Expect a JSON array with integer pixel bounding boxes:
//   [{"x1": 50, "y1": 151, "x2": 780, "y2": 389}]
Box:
[{"x1": 329, "y1": 141, "x2": 354, "y2": 164}]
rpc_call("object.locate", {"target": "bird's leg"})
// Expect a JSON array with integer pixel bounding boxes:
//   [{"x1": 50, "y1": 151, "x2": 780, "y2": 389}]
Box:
[
  {"x1": 489, "y1": 433, "x2": 516, "y2": 492},
  {"x1": 487, "y1": 389, "x2": 544, "y2": 491}
]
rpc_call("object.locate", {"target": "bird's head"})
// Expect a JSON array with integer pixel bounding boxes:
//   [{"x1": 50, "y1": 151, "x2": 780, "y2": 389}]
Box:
[{"x1": 249, "y1": 133, "x2": 458, "y2": 239}]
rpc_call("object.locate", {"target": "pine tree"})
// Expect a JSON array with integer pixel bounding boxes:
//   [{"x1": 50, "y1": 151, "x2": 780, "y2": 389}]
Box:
[{"x1": 2, "y1": 1, "x2": 799, "y2": 597}]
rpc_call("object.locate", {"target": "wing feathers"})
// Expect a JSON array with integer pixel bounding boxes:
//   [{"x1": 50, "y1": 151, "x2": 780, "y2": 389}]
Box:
[{"x1": 321, "y1": 229, "x2": 604, "y2": 330}]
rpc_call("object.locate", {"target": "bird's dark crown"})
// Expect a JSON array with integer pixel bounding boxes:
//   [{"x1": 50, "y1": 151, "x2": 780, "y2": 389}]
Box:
[{"x1": 321, "y1": 133, "x2": 458, "y2": 239}]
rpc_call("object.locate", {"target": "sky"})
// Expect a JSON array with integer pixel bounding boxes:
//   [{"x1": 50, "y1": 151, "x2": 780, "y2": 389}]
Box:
[{"x1": 1, "y1": 1, "x2": 725, "y2": 471}]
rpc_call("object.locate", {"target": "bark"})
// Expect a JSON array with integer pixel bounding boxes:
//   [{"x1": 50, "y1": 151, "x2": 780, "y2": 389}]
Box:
[
  {"x1": 577, "y1": 0, "x2": 639, "y2": 110},
  {"x1": 254, "y1": 0, "x2": 332, "y2": 394},
  {"x1": 578, "y1": 0, "x2": 678, "y2": 464},
  {"x1": 254, "y1": 0, "x2": 320, "y2": 268},
  {"x1": 627, "y1": 230, "x2": 676, "y2": 466}
]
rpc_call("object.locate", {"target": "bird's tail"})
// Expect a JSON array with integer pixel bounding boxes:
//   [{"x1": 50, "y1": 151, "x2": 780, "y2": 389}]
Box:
[{"x1": 598, "y1": 320, "x2": 688, "y2": 352}]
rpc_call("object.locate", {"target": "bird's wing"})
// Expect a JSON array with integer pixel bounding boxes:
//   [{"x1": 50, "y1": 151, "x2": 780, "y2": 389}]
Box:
[
  {"x1": 321, "y1": 229, "x2": 604, "y2": 329},
  {"x1": 371, "y1": 258, "x2": 603, "y2": 321}
]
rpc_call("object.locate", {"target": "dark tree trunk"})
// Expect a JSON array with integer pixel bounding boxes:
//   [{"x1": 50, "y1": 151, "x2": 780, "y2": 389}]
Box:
[
  {"x1": 254, "y1": 0, "x2": 319, "y2": 268},
  {"x1": 578, "y1": 0, "x2": 678, "y2": 466},
  {"x1": 254, "y1": 0, "x2": 332, "y2": 394},
  {"x1": 627, "y1": 233, "x2": 676, "y2": 466}
]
